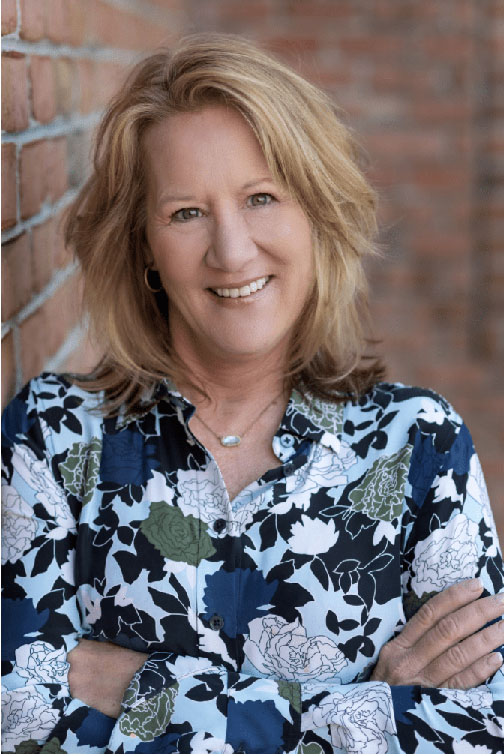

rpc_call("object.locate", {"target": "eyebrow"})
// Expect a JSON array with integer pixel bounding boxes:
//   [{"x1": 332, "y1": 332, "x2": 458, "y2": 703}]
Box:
[{"x1": 157, "y1": 177, "x2": 275, "y2": 206}]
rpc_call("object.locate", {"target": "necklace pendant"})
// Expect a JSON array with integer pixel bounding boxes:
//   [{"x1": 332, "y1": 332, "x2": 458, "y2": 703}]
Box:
[{"x1": 220, "y1": 434, "x2": 241, "y2": 447}]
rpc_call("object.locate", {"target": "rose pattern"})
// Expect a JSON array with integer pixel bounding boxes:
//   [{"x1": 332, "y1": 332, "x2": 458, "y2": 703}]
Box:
[
  {"x1": 311, "y1": 683, "x2": 396, "y2": 753},
  {"x1": 2, "y1": 373, "x2": 503, "y2": 754},
  {"x1": 412, "y1": 512, "x2": 480, "y2": 593},
  {"x1": 1, "y1": 687, "x2": 60, "y2": 753},
  {"x1": 14, "y1": 642, "x2": 68, "y2": 685},
  {"x1": 1, "y1": 485, "x2": 37, "y2": 564},
  {"x1": 119, "y1": 683, "x2": 179, "y2": 740},
  {"x1": 11, "y1": 443, "x2": 74, "y2": 530},
  {"x1": 58, "y1": 437, "x2": 101, "y2": 506},
  {"x1": 140, "y1": 500, "x2": 216, "y2": 565},
  {"x1": 244, "y1": 615, "x2": 348, "y2": 682},
  {"x1": 348, "y1": 446, "x2": 412, "y2": 521}
]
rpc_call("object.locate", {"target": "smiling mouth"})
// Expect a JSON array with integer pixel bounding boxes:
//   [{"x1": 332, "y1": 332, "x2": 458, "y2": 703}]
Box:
[{"x1": 209, "y1": 276, "x2": 271, "y2": 299}]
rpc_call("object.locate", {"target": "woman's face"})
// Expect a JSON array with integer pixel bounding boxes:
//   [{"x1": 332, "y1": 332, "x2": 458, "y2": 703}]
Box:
[{"x1": 144, "y1": 105, "x2": 314, "y2": 367}]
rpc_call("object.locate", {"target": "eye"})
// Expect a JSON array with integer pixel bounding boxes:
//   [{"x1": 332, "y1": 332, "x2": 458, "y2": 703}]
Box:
[
  {"x1": 248, "y1": 193, "x2": 275, "y2": 207},
  {"x1": 171, "y1": 207, "x2": 202, "y2": 223}
]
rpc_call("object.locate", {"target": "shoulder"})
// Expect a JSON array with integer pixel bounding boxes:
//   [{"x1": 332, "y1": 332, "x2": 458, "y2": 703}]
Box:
[
  {"x1": 2, "y1": 372, "x2": 106, "y2": 452},
  {"x1": 343, "y1": 382, "x2": 472, "y2": 454}
]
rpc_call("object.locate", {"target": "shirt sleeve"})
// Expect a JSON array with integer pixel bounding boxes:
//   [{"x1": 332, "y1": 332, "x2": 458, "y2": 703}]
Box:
[
  {"x1": 105, "y1": 414, "x2": 504, "y2": 754},
  {"x1": 1, "y1": 380, "x2": 116, "y2": 754}
]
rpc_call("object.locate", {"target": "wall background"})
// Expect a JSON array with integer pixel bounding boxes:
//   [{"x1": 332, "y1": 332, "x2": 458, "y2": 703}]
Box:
[{"x1": 2, "y1": 0, "x2": 503, "y2": 537}]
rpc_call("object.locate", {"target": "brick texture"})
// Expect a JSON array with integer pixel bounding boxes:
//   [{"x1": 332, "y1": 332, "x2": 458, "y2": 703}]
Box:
[
  {"x1": 30, "y1": 56, "x2": 57, "y2": 123},
  {"x1": 1, "y1": 53, "x2": 29, "y2": 132},
  {"x1": 19, "y1": 0, "x2": 44, "y2": 41},
  {"x1": 1, "y1": 143, "x2": 17, "y2": 230},
  {"x1": 1, "y1": 0, "x2": 17, "y2": 35},
  {"x1": 1, "y1": 233, "x2": 32, "y2": 320}
]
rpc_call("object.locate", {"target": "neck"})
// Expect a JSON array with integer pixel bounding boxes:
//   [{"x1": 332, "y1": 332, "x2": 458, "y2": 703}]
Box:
[{"x1": 172, "y1": 336, "x2": 288, "y2": 412}]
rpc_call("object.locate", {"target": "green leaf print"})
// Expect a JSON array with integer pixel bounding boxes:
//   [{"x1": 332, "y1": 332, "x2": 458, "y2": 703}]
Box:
[
  {"x1": 140, "y1": 502, "x2": 216, "y2": 566},
  {"x1": 277, "y1": 680, "x2": 301, "y2": 713},
  {"x1": 298, "y1": 742, "x2": 325, "y2": 753},
  {"x1": 119, "y1": 684, "x2": 179, "y2": 742},
  {"x1": 39, "y1": 738, "x2": 66, "y2": 754},
  {"x1": 348, "y1": 445, "x2": 412, "y2": 521},
  {"x1": 290, "y1": 391, "x2": 344, "y2": 434},
  {"x1": 58, "y1": 438, "x2": 101, "y2": 506}
]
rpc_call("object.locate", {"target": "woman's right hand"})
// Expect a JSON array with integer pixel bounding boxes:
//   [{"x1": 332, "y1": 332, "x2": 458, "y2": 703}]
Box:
[{"x1": 371, "y1": 578, "x2": 504, "y2": 689}]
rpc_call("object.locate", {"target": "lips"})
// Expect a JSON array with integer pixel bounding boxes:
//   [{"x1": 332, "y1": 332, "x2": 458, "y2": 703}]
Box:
[{"x1": 210, "y1": 275, "x2": 270, "y2": 299}]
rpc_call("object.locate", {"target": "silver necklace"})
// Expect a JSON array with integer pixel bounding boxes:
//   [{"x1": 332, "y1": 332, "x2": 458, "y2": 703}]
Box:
[{"x1": 194, "y1": 392, "x2": 284, "y2": 447}]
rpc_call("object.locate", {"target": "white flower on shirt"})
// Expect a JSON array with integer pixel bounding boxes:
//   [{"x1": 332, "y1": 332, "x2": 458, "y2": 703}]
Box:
[
  {"x1": 12, "y1": 443, "x2": 74, "y2": 530},
  {"x1": 1, "y1": 485, "x2": 37, "y2": 564},
  {"x1": 244, "y1": 615, "x2": 347, "y2": 682},
  {"x1": 412, "y1": 513, "x2": 480, "y2": 593},
  {"x1": 311, "y1": 683, "x2": 396, "y2": 754},
  {"x1": 1, "y1": 686, "x2": 60, "y2": 751},
  {"x1": 288, "y1": 515, "x2": 339, "y2": 555},
  {"x1": 14, "y1": 642, "x2": 68, "y2": 685},
  {"x1": 176, "y1": 468, "x2": 228, "y2": 523},
  {"x1": 443, "y1": 685, "x2": 493, "y2": 710}
]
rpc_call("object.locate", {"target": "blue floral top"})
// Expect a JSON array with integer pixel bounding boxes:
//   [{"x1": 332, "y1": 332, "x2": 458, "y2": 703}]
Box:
[{"x1": 2, "y1": 373, "x2": 503, "y2": 754}]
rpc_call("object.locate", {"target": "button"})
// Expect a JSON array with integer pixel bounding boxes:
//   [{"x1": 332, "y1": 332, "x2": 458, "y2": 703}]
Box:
[
  {"x1": 209, "y1": 613, "x2": 224, "y2": 631},
  {"x1": 213, "y1": 518, "x2": 227, "y2": 534},
  {"x1": 280, "y1": 433, "x2": 295, "y2": 448}
]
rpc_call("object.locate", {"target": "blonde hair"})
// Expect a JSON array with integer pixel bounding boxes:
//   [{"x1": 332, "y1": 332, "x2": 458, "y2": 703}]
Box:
[{"x1": 65, "y1": 32, "x2": 385, "y2": 414}]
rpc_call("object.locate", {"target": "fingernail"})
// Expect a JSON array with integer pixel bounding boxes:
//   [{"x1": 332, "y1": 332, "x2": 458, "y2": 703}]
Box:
[
  {"x1": 494, "y1": 592, "x2": 504, "y2": 605},
  {"x1": 489, "y1": 651, "x2": 503, "y2": 666},
  {"x1": 466, "y1": 577, "x2": 483, "y2": 590}
]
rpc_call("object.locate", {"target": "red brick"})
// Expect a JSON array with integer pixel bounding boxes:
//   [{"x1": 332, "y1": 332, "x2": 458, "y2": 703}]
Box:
[
  {"x1": 2, "y1": 333, "x2": 16, "y2": 410},
  {"x1": 2, "y1": 143, "x2": 17, "y2": 230},
  {"x1": 19, "y1": 141, "x2": 47, "y2": 219},
  {"x1": 43, "y1": 0, "x2": 66, "y2": 44},
  {"x1": 77, "y1": 59, "x2": 96, "y2": 113},
  {"x1": 20, "y1": 274, "x2": 81, "y2": 380},
  {"x1": 30, "y1": 57, "x2": 57, "y2": 123},
  {"x1": 1, "y1": 0, "x2": 17, "y2": 35},
  {"x1": 1, "y1": 233, "x2": 33, "y2": 320},
  {"x1": 20, "y1": 0, "x2": 44, "y2": 41},
  {"x1": 54, "y1": 58, "x2": 76, "y2": 115},
  {"x1": 31, "y1": 220, "x2": 56, "y2": 292},
  {"x1": 1, "y1": 54, "x2": 29, "y2": 132},
  {"x1": 45, "y1": 138, "x2": 68, "y2": 202}
]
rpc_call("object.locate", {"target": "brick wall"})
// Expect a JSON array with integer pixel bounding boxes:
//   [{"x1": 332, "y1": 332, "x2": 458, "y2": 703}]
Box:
[
  {"x1": 1, "y1": 0, "x2": 184, "y2": 407},
  {"x1": 2, "y1": 0, "x2": 503, "y2": 536}
]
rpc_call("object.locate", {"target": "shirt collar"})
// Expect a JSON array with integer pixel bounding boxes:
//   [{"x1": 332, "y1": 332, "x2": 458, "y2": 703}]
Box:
[{"x1": 117, "y1": 379, "x2": 347, "y2": 453}]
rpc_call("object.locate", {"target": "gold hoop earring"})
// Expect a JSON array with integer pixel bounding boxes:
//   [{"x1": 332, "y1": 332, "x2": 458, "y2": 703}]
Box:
[{"x1": 144, "y1": 266, "x2": 163, "y2": 293}]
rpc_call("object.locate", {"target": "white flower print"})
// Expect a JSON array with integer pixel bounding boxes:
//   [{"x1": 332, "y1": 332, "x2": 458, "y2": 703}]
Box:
[
  {"x1": 176, "y1": 467, "x2": 228, "y2": 523},
  {"x1": 412, "y1": 513, "x2": 480, "y2": 593},
  {"x1": 12, "y1": 443, "x2": 74, "y2": 530},
  {"x1": 244, "y1": 615, "x2": 347, "y2": 682},
  {"x1": 443, "y1": 685, "x2": 493, "y2": 710},
  {"x1": 288, "y1": 515, "x2": 339, "y2": 555},
  {"x1": 1, "y1": 686, "x2": 60, "y2": 751},
  {"x1": 14, "y1": 642, "x2": 68, "y2": 685},
  {"x1": 1, "y1": 485, "x2": 37, "y2": 564},
  {"x1": 312, "y1": 683, "x2": 396, "y2": 754},
  {"x1": 467, "y1": 456, "x2": 498, "y2": 556}
]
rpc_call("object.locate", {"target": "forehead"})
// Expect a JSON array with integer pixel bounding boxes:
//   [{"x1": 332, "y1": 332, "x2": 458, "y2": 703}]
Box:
[{"x1": 143, "y1": 106, "x2": 271, "y2": 191}]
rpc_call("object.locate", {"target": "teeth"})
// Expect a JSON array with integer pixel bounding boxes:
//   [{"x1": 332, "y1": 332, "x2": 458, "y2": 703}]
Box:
[{"x1": 211, "y1": 276, "x2": 269, "y2": 298}]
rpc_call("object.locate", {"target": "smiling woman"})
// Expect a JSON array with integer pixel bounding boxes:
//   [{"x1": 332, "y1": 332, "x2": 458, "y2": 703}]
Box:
[{"x1": 2, "y1": 33, "x2": 504, "y2": 755}]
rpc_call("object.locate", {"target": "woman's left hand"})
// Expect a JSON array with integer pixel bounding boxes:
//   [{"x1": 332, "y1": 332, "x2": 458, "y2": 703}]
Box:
[
  {"x1": 68, "y1": 639, "x2": 148, "y2": 718},
  {"x1": 371, "y1": 579, "x2": 504, "y2": 689}
]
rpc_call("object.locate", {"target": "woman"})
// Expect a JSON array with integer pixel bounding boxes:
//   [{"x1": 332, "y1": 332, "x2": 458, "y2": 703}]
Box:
[{"x1": 2, "y1": 34, "x2": 503, "y2": 754}]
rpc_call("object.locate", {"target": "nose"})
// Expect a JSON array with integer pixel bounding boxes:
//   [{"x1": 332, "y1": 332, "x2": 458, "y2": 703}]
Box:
[{"x1": 205, "y1": 208, "x2": 257, "y2": 272}]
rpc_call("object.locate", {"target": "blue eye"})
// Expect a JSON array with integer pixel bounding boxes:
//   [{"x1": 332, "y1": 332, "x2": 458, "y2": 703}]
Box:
[
  {"x1": 249, "y1": 193, "x2": 274, "y2": 207},
  {"x1": 171, "y1": 208, "x2": 202, "y2": 222}
]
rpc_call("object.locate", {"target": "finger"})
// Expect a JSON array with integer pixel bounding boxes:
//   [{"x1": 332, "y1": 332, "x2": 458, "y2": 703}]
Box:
[
  {"x1": 394, "y1": 579, "x2": 484, "y2": 650},
  {"x1": 440, "y1": 651, "x2": 503, "y2": 690},
  {"x1": 422, "y1": 615, "x2": 504, "y2": 686}
]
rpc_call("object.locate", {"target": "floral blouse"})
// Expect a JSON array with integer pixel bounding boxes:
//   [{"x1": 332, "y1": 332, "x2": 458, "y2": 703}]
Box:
[{"x1": 2, "y1": 373, "x2": 503, "y2": 754}]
